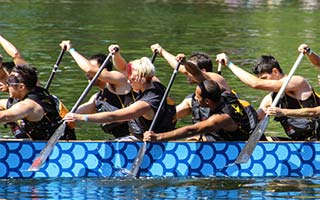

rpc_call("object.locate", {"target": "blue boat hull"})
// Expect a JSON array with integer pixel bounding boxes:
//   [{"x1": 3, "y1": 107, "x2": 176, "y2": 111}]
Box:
[{"x1": 0, "y1": 140, "x2": 319, "y2": 178}]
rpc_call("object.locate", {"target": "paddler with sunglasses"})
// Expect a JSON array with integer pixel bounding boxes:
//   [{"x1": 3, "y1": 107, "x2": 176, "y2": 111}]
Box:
[{"x1": 0, "y1": 65, "x2": 76, "y2": 140}]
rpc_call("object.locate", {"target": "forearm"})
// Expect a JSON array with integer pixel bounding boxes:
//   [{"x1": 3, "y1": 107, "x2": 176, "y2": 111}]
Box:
[
  {"x1": 161, "y1": 49, "x2": 187, "y2": 73},
  {"x1": 282, "y1": 107, "x2": 320, "y2": 118},
  {"x1": 0, "y1": 35, "x2": 20, "y2": 58},
  {"x1": 184, "y1": 61, "x2": 205, "y2": 82},
  {"x1": 80, "y1": 108, "x2": 137, "y2": 124},
  {"x1": 0, "y1": 110, "x2": 23, "y2": 122},
  {"x1": 0, "y1": 35, "x2": 25, "y2": 65},
  {"x1": 69, "y1": 49, "x2": 94, "y2": 74},
  {"x1": 307, "y1": 51, "x2": 320, "y2": 68},
  {"x1": 156, "y1": 126, "x2": 197, "y2": 141},
  {"x1": 227, "y1": 62, "x2": 260, "y2": 88},
  {"x1": 112, "y1": 53, "x2": 127, "y2": 73}
]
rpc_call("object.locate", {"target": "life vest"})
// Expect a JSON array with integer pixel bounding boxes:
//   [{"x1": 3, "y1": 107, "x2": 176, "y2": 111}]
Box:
[
  {"x1": 95, "y1": 87, "x2": 137, "y2": 138},
  {"x1": 6, "y1": 86, "x2": 76, "y2": 140},
  {"x1": 127, "y1": 82, "x2": 177, "y2": 138},
  {"x1": 190, "y1": 93, "x2": 210, "y2": 124},
  {"x1": 272, "y1": 89, "x2": 320, "y2": 140},
  {"x1": 190, "y1": 89, "x2": 243, "y2": 123},
  {"x1": 205, "y1": 92, "x2": 259, "y2": 141}
]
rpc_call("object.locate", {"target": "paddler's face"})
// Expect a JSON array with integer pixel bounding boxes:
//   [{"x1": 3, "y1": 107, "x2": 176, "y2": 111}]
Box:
[
  {"x1": 128, "y1": 70, "x2": 142, "y2": 92},
  {"x1": 257, "y1": 72, "x2": 274, "y2": 80},
  {"x1": 257, "y1": 68, "x2": 280, "y2": 80},
  {"x1": 7, "y1": 73, "x2": 25, "y2": 99}
]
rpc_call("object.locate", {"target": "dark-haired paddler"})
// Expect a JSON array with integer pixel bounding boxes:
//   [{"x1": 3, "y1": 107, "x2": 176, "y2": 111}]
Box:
[
  {"x1": 143, "y1": 79, "x2": 258, "y2": 142},
  {"x1": 0, "y1": 65, "x2": 76, "y2": 140}
]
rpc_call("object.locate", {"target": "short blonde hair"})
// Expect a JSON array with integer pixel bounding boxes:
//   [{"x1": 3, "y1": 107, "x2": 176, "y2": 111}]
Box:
[{"x1": 129, "y1": 57, "x2": 155, "y2": 82}]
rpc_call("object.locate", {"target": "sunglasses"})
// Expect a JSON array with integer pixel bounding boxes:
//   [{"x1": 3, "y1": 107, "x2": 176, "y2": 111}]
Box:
[{"x1": 7, "y1": 75, "x2": 22, "y2": 87}]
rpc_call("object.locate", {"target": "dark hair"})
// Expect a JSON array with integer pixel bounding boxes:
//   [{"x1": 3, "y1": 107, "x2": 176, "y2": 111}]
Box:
[
  {"x1": 11, "y1": 64, "x2": 38, "y2": 90},
  {"x1": 188, "y1": 52, "x2": 213, "y2": 72},
  {"x1": 89, "y1": 54, "x2": 113, "y2": 71},
  {"x1": 198, "y1": 80, "x2": 221, "y2": 102},
  {"x1": 252, "y1": 55, "x2": 282, "y2": 75},
  {"x1": 2, "y1": 61, "x2": 15, "y2": 74}
]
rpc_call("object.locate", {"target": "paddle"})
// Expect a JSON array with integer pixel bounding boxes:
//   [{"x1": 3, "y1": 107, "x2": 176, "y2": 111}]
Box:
[
  {"x1": 44, "y1": 46, "x2": 66, "y2": 90},
  {"x1": 129, "y1": 59, "x2": 182, "y2": 177},
  {"x1": 28, "y1": 51, "x2": 114, "y2": 172},
  {"x1": 234, "y1": 52, "x2": 305, "y2": 164},
  {"x1": 217, "y1": 62, "x2": 222, "y2": 75},
  {"x1": 150, "y1": 50, "x2": 158, "y2": 64}
]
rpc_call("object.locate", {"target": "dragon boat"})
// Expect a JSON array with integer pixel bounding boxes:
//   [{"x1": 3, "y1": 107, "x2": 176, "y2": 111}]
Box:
[{"x1": 0, "y1": 139, "x2": 319, "y2": 178}]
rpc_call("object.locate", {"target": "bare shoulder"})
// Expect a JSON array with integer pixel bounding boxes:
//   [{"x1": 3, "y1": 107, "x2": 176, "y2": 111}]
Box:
[{"x1": 288, "y1": 75, "x2": 310, "y2": 86}]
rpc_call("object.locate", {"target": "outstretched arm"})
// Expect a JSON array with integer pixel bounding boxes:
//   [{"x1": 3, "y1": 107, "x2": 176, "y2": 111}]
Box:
[
  {"x1": 144, "y1": 113, "x2": 237, "y2": 141},
  {"x1": 216, "y1": 53, "x2": 263, "y2": 87},
  {"x1": 0, "y1": 99, "x2": 44, "y2": 122},
  {"x1": 60, "y1": 41, "x2": 128, "y2": 85},
  {"x1": 64, "y1": 100, "x2": 152, "y2": 124},
  {"x1": 0, "y1": 35, "x2": 27, "y2": 65},
  {"x1": 267, "y1": 106, "x2": 320, "y2": 118},
  {"x1": 150, "y1": 43, "x2": 188, "y2": 74},
  {"x1": 60, "y1": 40, "x2": 92, "y2": 73},
  {"x1": 298, "y1": 44, "x2": 320, "y2": 68},
  {"x1": 215, "y1": 53, "x2": 295, "y2": 92}
]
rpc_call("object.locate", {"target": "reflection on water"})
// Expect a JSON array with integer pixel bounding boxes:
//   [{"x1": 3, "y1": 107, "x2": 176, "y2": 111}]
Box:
[{"x1": 1, "y1": 177, "x2": 320, "y2": 199}]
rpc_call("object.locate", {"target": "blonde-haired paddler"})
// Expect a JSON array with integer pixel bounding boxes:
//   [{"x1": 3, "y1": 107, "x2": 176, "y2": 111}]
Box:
[{"x1": 64, "y1": 56, "x2": 176, "y2": 141}]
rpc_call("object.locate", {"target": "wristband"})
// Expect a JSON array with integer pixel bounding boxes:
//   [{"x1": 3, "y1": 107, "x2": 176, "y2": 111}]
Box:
[
  {"x1": 227, "y1": 61, "x2": 234, "y2": 68},
  {"x1": 69, "y1": 48, "x2": 75, "y2": 53},
  {"x1": 83, "y1": 115, "x2": 89, "y2": 122}
]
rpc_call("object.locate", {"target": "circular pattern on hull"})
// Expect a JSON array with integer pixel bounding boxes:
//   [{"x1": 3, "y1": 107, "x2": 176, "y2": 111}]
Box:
[{"x1": 0, "y1": 140, "x2": 319, "y2": 178}]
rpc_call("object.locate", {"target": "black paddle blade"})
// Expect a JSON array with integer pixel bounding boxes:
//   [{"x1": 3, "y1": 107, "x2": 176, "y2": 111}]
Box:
[{"x1": 234, "y1": 116, "x2": 269, "y2": 164}]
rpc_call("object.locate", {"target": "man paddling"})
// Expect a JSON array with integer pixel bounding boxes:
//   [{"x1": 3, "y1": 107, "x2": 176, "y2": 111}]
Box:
[
  {"x1": 0, "y1": 65, "x2": 76, "y2": 140},
  {"x1": 265, "y1": 44, "x2": 320, "y2": 136},
  {"x1": 216, "y1": 53, "x2": 320, "y2": 141},
  {"x1": 149, "y1": 44, "x2": 235, "y2": 141},
  {"x1": 59, "y1": 41, "x2": 137, "y2": 139},
  {"x1": 143, "y1": 79, "x2": 256, "y2": 142}
]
